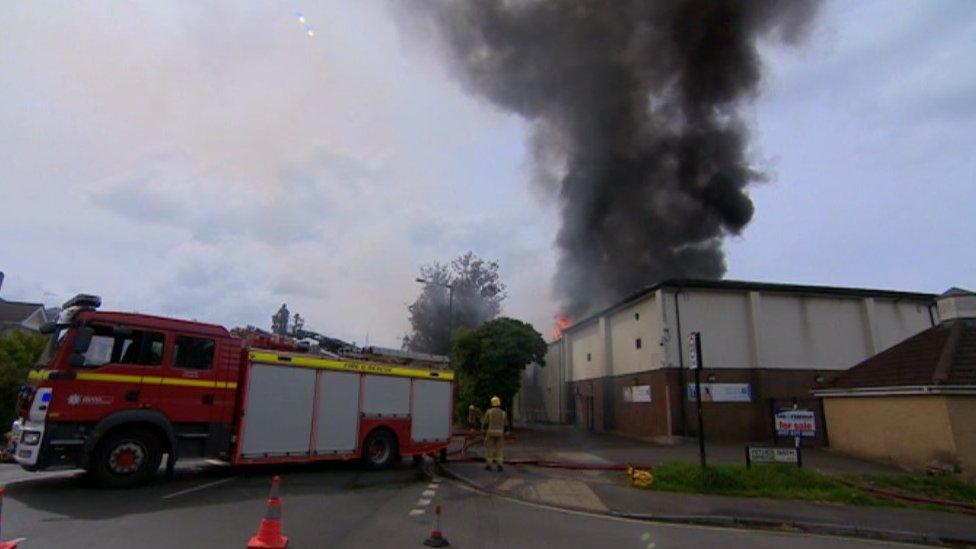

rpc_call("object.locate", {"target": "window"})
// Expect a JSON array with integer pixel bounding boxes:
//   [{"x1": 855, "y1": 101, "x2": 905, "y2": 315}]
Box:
[
  {"x1": 635, "y1": 338, "x2": 642, "y2": 349},
  {"x1": 81, "y1": 325, "x2": 164, "y2": 367},
  {"x1": 173, "y1": 336, "x2": 215, "y2": 370},
  {"x1": 586, "y1": 353, "x2": 591, "y2": 362},
  {"x1": 634, "y1": 312, "x2": 640, "y2": 321}
]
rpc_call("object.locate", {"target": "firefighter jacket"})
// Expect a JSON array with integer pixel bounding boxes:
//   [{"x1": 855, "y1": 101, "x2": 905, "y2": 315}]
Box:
[{"x1": 482, "y1": 407, "x2": 507, "y2": 437}]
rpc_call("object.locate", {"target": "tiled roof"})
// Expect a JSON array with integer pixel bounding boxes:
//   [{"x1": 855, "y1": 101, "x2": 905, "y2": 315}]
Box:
[
  {"x1": 939, "y1": 287, "x2": 975, "y2": 298},
  {"x1": 828, "y1": 320, "x2": 976, "y2": 389},
  {"x1": 0, "y1": 300, "x2": 44, "y2": 324}
]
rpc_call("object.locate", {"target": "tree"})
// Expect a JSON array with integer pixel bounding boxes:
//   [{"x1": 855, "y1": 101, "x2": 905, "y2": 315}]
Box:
[
  {"x1": 451, "y1": 317, "x2": 547, "y2": 421},
  {"x1": 403, "y1": 252, "x2": 507, "y2": 355},
  {"x1": 0, "y1": 331, "x2": 46, "y2": 429},
  {"x1": 271, "y1": 303, "x2": 290, "y2": 335}
]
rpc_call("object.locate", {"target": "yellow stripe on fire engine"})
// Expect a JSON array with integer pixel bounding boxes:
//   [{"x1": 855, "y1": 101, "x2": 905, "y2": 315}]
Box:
[
  {"x1": 27, "y1": 370, "x2": 237, "y2": 389},
  {"x1": 248, "y1": 351, "x2": 455, "y2": 381}
]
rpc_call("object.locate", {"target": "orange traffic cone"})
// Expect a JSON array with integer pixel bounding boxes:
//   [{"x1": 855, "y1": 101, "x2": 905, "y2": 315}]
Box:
[
  {"x1": 247, "y1": 476, "x2": 288, "y2": 549},
  {"x1": 423, "y1": 505, "x2": 449, "y2": 547}
]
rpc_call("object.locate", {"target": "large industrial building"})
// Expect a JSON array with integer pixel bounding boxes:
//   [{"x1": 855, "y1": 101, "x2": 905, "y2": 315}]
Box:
[{"x1": 515, "y1": 279, "x2": 938, "y2": 442}]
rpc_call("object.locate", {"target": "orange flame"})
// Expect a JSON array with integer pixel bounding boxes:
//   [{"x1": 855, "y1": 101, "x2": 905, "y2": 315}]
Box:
[{"x1": 553, "y1": 313, "x2": 572, "y2": 340}]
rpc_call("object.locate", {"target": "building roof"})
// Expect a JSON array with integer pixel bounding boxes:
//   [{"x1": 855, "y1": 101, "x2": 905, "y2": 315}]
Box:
[
  {"x1": 562, "y1": 278, "x2": 936, "y2": 337},
  {"x1": 824, "y1": 319, "x2": 976, "y2": 390},
  {"x1": 940, "y1": 287, "x2": 975, "y2": 298},
  {"x1": 0, "y1": 299, "x2": 45, "y2": 325}
]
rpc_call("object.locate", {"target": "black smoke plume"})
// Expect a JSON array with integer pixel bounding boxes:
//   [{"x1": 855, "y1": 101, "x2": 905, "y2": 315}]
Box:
[{"x1": 400, "y1": 1, "x2": 820, "y2": 317}]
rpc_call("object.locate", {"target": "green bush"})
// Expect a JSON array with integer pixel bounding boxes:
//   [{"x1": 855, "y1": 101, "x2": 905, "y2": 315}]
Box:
[
  {"x1": 451, "y1": 317, "x2": 546, "y2": 424},
  {"x1": 0, "y1": 331, "x2": 46, "y2": 429}
]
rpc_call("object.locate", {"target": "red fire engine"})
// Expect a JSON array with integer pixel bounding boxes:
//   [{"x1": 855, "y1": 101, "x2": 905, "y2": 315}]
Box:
[{"x1": 11, "y1": 295, "x2": 454, "y2": 487}]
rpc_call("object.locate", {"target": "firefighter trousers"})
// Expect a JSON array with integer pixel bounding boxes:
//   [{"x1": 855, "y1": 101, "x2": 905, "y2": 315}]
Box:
[{"x1": 484, "y1": 434, "x2": 504, "y2": 466}]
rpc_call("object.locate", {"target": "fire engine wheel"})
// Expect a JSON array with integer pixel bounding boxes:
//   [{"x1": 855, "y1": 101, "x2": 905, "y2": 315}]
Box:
[
  {"x1": 363, "y1": 429, "x2": 397, "y2": 470},
  {"x1": 92, "y1": 429, "x2": 162, "y2": 488}
]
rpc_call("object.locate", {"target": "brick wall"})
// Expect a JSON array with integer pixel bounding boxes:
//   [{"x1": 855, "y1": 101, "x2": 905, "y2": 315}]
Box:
[{"x1": 571, "y1": 368, "x2": 833, "y2": 443}]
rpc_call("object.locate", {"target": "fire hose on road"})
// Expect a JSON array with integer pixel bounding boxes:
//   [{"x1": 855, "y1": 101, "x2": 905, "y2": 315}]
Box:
[
  {"x1": 444, "y1": 434, "x2": 654, "y2": 472},
  {"x1": 444, "y1": 435, "x2": 976, "y2": 514},
  {"x1": 835, "y1": 478, "x2": 976, "y2": 516}
]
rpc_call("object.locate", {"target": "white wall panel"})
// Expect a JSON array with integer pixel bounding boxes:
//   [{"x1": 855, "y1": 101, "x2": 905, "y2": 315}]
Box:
[
  {"x1": 805, "y1": 297, "x2": 871, "y2": 368},
  {"x1": 609, "y1": 297, "x2": 664, "y2": 375},
  {"x1": 678, "y1": 290, "x2": 752, "y2": 368},
  {"x1": 874, "y1": 300, "x2": 934, "y2": 353},
  {"x1": 568, "y1": 322, "x2": 603, "y2": 381}
]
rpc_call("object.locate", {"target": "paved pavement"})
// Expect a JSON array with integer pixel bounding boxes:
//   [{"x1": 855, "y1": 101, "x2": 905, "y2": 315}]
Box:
[
  {"x1": 0, "y1": 460, "x2": 922, "y2": 547},
  {"x1": 473, "y1": 424, "x2": 905, "y2": 475},
  {"x1": 445, "y1": 425, "x2": 976, "y2": 545}
]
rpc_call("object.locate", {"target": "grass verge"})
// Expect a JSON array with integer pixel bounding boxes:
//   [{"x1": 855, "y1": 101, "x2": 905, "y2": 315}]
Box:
[
  {"x1": 645, "y1": 461, "x2": 891, "y2": 506},
  {"x1": 846, "y1": 473, "x2": 976, "y2": 504}
]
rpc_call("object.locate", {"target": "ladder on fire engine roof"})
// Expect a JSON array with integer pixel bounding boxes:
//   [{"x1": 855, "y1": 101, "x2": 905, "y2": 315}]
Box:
[
  {"x1": 356, "y1": 346, "x2": 449, "y2": 364},
  {"x1": 249, "y1": 348, "x2": 454, "y2": 381}
]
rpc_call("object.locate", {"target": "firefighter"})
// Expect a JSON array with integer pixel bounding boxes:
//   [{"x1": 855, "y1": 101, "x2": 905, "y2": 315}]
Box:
[
  {"x1": 467, "y1": 404, "x2": 484, "y2": 430},
  {"x1": 481, "y1": 396, "x2": 507, "y2": 472}
]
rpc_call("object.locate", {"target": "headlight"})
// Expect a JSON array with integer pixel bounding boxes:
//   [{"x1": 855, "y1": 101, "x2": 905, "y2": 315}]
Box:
[{"x1": 20, "y1": 431, "x2": 41, "y2": 446}]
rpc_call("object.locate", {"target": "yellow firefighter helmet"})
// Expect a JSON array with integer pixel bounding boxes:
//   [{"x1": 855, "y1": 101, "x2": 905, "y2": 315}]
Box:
[{"x1": 490, "y1": 396, "x2": 501, "y2": 407}]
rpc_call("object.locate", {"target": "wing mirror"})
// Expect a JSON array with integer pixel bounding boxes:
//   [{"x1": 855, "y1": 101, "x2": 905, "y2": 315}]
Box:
[
  {"x1": 71, "y1": 326, "x2": 95, "y2": 353},
  {"x1": 39, "y1": 321, "x2": 57, "y2": 335}
]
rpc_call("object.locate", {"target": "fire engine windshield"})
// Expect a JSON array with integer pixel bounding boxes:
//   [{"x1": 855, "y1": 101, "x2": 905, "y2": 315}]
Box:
[{"x1": 35, "y1": 327, "x2": 69, "y2": 368}]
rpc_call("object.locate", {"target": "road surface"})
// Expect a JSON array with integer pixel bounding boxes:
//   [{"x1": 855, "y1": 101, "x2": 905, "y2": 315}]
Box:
[{"x1": 0, "y1": 463, "x2": 911, "y2": 548}]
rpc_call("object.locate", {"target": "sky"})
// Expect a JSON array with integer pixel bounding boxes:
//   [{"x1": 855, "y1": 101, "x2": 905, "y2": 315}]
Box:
[{"x1": 1, "y1": 1, "x2": 974, "y2": 347}]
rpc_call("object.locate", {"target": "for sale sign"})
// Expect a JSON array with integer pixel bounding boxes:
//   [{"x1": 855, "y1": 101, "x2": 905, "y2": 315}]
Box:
[{"x1": 775, "y1": 409, "x2": 816, "y2": 438}]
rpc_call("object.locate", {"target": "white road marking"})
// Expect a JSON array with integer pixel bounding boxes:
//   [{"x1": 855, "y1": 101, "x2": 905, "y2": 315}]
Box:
[
  {"x1": 162, "y1": 477, "x2": 235, "y2": 500},
  {"x1": 427, "y1": 483, "x2": 438, "y2": 489},
  {"x1": 422, "y1": 489, "x2": 436, "y2": 497},
  {"x1": 409, "y1": 509, "x2": 426, "y2": 516},
  {"x1": 417, "y1": 498, "x2": 432, "y2": 506},
  {"x1": 204, "y1": 459, "x2": 230, "y2": 467}
]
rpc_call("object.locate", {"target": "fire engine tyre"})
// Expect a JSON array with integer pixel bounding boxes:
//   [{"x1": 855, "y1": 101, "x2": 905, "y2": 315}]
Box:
[
  {"x1": 363, "y1": 429, "x2": 398, "y2": 470},
  {"x1": 91, "y1": 429, "x2": 163, "y2": 488}
]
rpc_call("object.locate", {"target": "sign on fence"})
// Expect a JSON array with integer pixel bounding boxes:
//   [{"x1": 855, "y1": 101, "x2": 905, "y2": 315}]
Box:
[
  {"x1": 686, "y1": 383, "x2": 752, "y2": 402},
  {"x1": 622, "y1": 385, "x2": 652, "y2": 403},
  {"x1": 775, "y1": 409, "x2": 816, "y2": 438},
  {"x1": 745, "y1": 446, "x2": 802, "y2": 468},
  {"x1": 688, "y1": 333, "x2": 702, "y2": 369}
]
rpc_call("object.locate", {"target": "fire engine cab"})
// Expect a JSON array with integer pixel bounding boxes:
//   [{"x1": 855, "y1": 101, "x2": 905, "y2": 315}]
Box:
[{"x1": 11, "y1": 294, "x2": 454, "y2": 487}]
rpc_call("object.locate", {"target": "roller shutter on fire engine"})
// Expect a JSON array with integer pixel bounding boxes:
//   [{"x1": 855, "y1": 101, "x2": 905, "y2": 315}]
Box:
[
  {"x1": 362, "y1": 375, "x2": 410, "y2": 417},
  {"x1": 240, "y1": 364, "x2": 316, "y2": 456},
  {"x1": 314, "y1": 370, "x2": 360, "y2": 453},
  {"x1": 411, "y1": 379, "x2": 451, "y2": 442}
]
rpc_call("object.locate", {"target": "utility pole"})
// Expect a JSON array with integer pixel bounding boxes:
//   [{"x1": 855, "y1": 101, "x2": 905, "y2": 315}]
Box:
[{"x1": 689, "y1": 331, "x2": 706, "y2": 471}]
